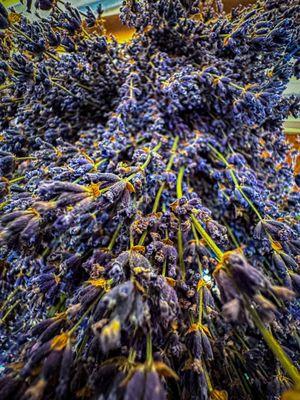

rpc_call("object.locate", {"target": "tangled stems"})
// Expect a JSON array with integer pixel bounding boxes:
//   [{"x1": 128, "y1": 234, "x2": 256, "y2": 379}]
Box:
[
  {"x1": 247, "y1": 301, "x2": 300, "y2": 385},
  {"x1": 176, "y1": 165, "x2": 300, "y2": 385},
  {"x1": 207, "y1": 144, "x2": 263, "y2": 221},
  {"x1": 152, "y1": 136, "x2": 179, "y2": 214},
  {"x1": 9, "y1": 25, "x2": 61, "y2": 62},
  {"x1": 211, "y1": 257, "x2": 299, "y2": 384},
  {"x1": 138, "y1": 137, "x2": 178, "y2": 246},
  {"x1": 0, "y1": 299, "x2": 21, "y2": 324}
]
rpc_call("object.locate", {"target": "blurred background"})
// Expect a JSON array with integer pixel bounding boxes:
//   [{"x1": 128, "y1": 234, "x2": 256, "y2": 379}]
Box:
[
  {"x1": 1, "y1": 1, "x2": 258, "y2": 40},
  {"x1": 2, "y1": 0, "x2": 257, "y2": 14},
  {"x1": 2, "y1": 0, "x2": 299, "y2": 138}
]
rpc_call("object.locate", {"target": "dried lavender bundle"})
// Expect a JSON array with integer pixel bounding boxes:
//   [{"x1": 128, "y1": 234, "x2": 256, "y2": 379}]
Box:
[{"x1": 0, "y1": 0, "x2": 299, "y2": 399}]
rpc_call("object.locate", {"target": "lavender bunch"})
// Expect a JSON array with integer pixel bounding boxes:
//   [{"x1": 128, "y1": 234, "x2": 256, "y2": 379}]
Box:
[{"x1": 0, "y1": 1, "x2": 299, "y2": 399}]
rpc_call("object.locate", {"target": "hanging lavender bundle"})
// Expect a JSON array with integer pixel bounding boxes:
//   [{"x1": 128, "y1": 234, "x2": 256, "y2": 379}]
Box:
[{"x1": 0, "y1": 1, "x2": 299, "y2": 399}]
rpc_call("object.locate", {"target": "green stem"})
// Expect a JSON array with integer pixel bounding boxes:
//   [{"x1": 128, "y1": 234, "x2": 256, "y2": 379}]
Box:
[
  {"x1": 198, "y1": 283, "x2": 204, "y2": 325},
  {"x1": 0, "y1": 200, "x2": 10, "y2": 211},
  {"x1": 130, "y1": 230, "x2": 134, "y2": 248},
  {"x1": 208, "y1": 144, "x2": 263, "y2": 220},
  {"x1": 152, "y1": 184, "x2": 165, "y2": 214},
  {"x1": 15, "y1": 157, "x2": 37, "y2": 161},
  {"x1": 177, "y1": 225, "x2": 185, "y2": 280},
  {"x1": 0, "y1": 83, "x2": 14, "y2": 91},
  {"x1": 191, "y1": 214, "x2": 223, "y2": 261},
  {"x1": 152, "y1": 137, "x2": 178, "y2": 213},
  {"x1": 140, "y1": 138, "x2": 179, "y2": 242},
  {"x1": 140, "y1": 142, "x2": 162, "y2": 172},
  {"x1": 94, "y1": 158, "x2": 107, "y2": 170},
  {"x1": 75, "y1": 330, "x2": 89, "y2": 360},
  {"x1": 166, "y1": 136, "x2": 179, "y2": 170},
  {"x1": 0, "y1": 287, "x2": 19, "y2": 312},
  {"x1": 162, "y1": 260, "x2": 167, "y2": 277},
  {"x1": 176, "y1": 166, "x2": 185, "y2": 199},
  {"x1": 68, "y1": 293, "x2": 103, "y2": 335},
  {"x1": 0, "y1": 300, "x2": 20, "y2": 323},
  {"x1": 176, "y1": 166, "x2": 186, "y2": 280},
  {"x1": 209, "y1": 73, "x2": 245, "y2": 92},
  {"x1": 192, "y1": 225, "x2": 204, "y2": 324},
  {"x1": 51, "y1": 80, "x2": 78, "y2": 98},
  {"x1": 222, "y1": 219, "x2": 241, "y2": 249},
  {"x1": 203, "y1": 361, "x2": 213, "y2": 393},
  {"x1": 234, "y1": 329, "x2": 249, "y2": 351},
  {"x1": 9, "y1": 176, "x2": 25, "y2": 184},
  {"x1": 138, "y1": 230, "x2": 147, "y2": 247},
  {"x1": 227, "y1": 353, "x2": 252, "y2": 396},
  {"x1": 196, "y1": 255, "x2": 204, "y2": 325},
  {"x1": 229, "y1": 169, "x2": 263, "y2": 221},
  {"x1": 191, "y1": 222, "x2": 199, "y2": 245},
  {"x1": 146, "y1": 332, "x2": 153, "y2": 367},
  {"x1": 108, "y1": 222, "x2": 122, "y2": 251},
  {"x1": 126, "y1": 142, "x2": 162, "y2": 182}
]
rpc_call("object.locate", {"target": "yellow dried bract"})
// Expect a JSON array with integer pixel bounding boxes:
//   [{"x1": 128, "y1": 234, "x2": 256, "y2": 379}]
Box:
[
  {"x1": 87, "y1": 278, "x2": 111, "y2": 291},
  {"x1": 210, "y1": 390, "x2": 228, "y2": 400},
  {"x1": 51, "y1": 332, "x2": 69, "y2": 351}
]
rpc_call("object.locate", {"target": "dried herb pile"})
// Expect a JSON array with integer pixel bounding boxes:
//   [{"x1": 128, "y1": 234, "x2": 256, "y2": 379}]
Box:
[{"x1": 0, "y1": 1, "x2": 299, "y2": 399}]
